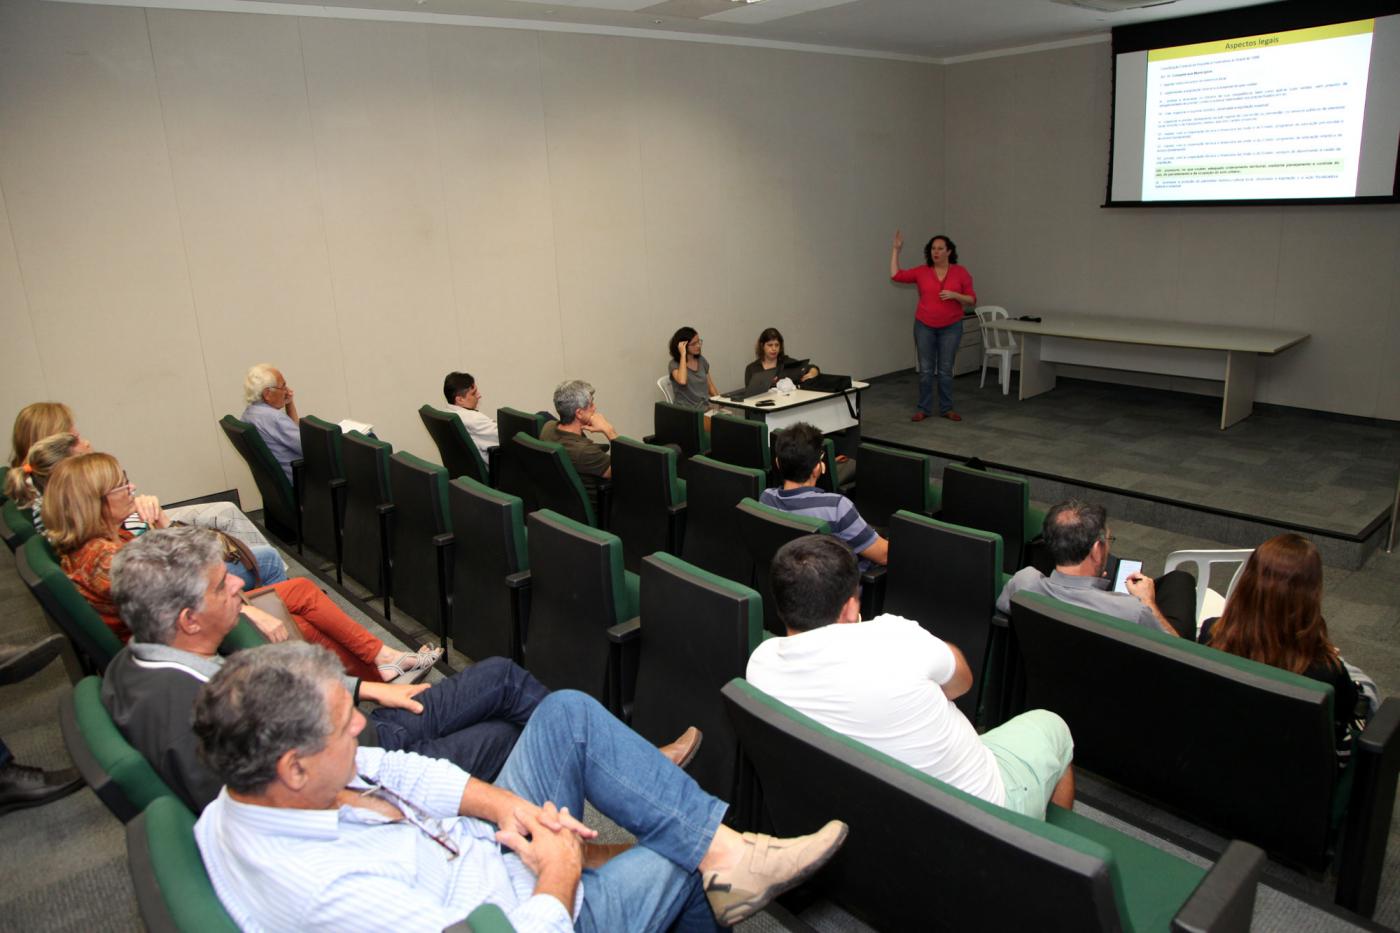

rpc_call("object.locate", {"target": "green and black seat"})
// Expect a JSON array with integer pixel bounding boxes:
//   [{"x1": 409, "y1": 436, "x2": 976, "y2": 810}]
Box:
[
  {"x1": 607, "y1": 436, "x2": 686, "y2": 573},
  {"x1": 652, "y1": 402, "x2": 709, "y2": 480},
  {"x1": 940, "y1": 462, "x2": 1045, "y2": 574},
  {"x1": 2, "y1": 497, "x2": 37, "y2": 552},
  {"x1": 707, "y1": 414, "x2": 770, "y2": 477},
  {"x1": 419, "y1": 404, "x2": 491, "y2": 487},
  {"x1": 297, "y1": 415, "x2": 347, "y2": 581},
  {"x1": 388, "y1": 451, "x2": 454, "y2": 640},
  {"x1": 513, "y1": 434, "x2": 596, "y2": 527},
  {"x1": 60, "y1": 675, "x2": 176, "y2": 823},
  {"x1": 883, "y1": 512, "x2": 1005, "y2": 725},
  {"x1": 723, "y1": 678, "x2": 1265, "y2": 933},
  {"x1": 735, "y1": 498, "x2": 828, "y2": 637},
  {"x1": 679, "y1": 456, "x2": 765, "y2": 587},
  {"x1": 1007, "y1": 592, "x2": 1400, "y2": 917},
  {"x1": 448, "y1": 477, "x2": 529, "y2": 664},
  {"x1": 522, "y1": 510, "x2": 639, "y2": 717},
  {"x1": 17, "y1": 534, "x2": 122, "y2": 674},
  {"x1": 849, "y1": 443, "x2": 942, "y2": 532},
  {"x1": 217, "y1": 414, "x2": 300, "y2": 547},
  {"x1": 340, "y1": 430, "x2": 394, "y2": 615},
  {"x1": 631, "y1": 554, "x2": 763, "y2": 816},
  {"x1": 496, "y1": 407, "x2": 547, "y2": 512}
]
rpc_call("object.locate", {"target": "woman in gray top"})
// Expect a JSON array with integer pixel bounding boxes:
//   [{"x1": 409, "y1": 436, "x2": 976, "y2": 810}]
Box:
[{"x1": 667, "y1": 326, "x2": 721, "y2": 411}]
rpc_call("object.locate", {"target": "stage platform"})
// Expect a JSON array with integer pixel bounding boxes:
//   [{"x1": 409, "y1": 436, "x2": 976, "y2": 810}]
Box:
[{"x1": 859, "y1": 371, "x2": 1400, "y2": 570}]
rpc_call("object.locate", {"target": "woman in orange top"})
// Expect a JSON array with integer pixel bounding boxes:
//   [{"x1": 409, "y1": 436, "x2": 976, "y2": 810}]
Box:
[{"x1": 43, "y1": 453, "x2": 438, "y2": 683}]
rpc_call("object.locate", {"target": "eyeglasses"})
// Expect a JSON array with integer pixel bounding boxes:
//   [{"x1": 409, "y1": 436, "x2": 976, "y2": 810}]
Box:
[
  {"x1": 1100, "y1": 533, "x2": 1116, "y2": 546},
  {"x1": 356, "y1": 775, "x2": 459, "y2": 860},
  {"x1": 105, "y1": 472, "x2": 133, "y2": 498}
]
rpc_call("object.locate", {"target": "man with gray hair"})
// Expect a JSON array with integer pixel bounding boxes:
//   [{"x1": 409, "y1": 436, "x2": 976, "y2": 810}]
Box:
[
  {"x1": 192, "y1": 642, "x2": 847, "y2": 931},
  {"x1": 997, "y1": 499, "x2": 1197, "y2": 637},
  {"x1": 539, "y1": 379, "x2": 617, "y2": 514},
  {"x1": 101, "y1": 526, "x2": 550, "y2": 811},
  {"x1": 241, "y1": 362, "x2": 301, "y2": 482}
]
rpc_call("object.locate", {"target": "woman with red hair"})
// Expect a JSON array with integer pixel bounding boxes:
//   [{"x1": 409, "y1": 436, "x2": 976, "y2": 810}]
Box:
[{"x1": 1200, "y1": 533, "x2": 1372, "y2": 762}]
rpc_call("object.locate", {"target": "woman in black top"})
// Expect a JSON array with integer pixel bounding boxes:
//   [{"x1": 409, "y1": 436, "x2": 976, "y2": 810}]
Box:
[
  {"x1": 1200, "y1": 534, "x2": 1368, "y2": 763},
  {"x1": 743, "y1": 327, "x2": 819, "y2": 388}
]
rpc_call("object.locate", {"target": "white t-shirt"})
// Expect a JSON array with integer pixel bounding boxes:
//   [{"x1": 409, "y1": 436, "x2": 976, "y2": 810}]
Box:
[
  {"x1": 449, "y1": 404, "x2": 499, "y2": 457},
  {"x1": 745, "y1": 614, "x2": 1005, "y2": 806}
]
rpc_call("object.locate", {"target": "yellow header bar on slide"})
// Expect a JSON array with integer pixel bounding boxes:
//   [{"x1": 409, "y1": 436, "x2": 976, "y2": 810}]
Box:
[{"x1": 1148, "y1": 18, "x2": 1374, "y2": 62}]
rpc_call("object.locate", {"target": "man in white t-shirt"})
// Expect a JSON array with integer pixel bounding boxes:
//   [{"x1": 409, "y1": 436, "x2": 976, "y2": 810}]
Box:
[
  {"x1": 443, "y1": 371, "x2": 499, "y2": 457},
  {"x1": 746, "y1": 535, "x2": 1075, "y2": 819}
]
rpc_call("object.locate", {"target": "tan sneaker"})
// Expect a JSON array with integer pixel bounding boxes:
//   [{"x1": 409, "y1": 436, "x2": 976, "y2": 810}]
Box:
[{"x1": 703, "y1": 820, "x2": 849, "y2": 926}]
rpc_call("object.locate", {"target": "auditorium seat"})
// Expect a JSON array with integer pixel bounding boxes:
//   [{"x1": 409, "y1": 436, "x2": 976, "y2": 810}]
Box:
[
  {"x1": 126, "y1": 797, "x2": 239, "y2": 933},
  {"x1": 340, "y1": 430, "x2": 394, "y2": 616},
  {"x1": 940, "y1": 462, "x2": 1044, "y2": 574},
  {"x1": 59, "y1": 675, "x2": 175, "y2": 823},
  {"x1": 217, "y1": 414, "x2": 300, "y2": 547},
  {"x1": 2, "y1": 497, "x2": 36, "y2": 552},
  {"x1": 652, "y1": 402, "x2": 709, "y2": 479},
  {"x1": 17, "y1": 534, "x2": 121, "y2": 674},
  {"x1": 848, "y1": 443, "x2": 941, "y2": 532},
  {"x1": 419, "y1": 404, "x2": 491, "y2": 487},
  {"x1": 1007, "y1": 591, "x2": 1400, "y2": 917},
  {"x1": 735, "y1": 497, "x2": 829, "y2": 637},
  {"x1": 513, "y1": 434, "x2": 597, "y2": 528},
  {"x1": 297, "y1": 416, "x2": 347, "y2": 582},
  {"x1": 630, "y1": 553, "x2": 763, "y2": 819},
  {"x1": 522, "y1": 509, "x2": 638, "y2": 717},
  {"x1": 388, "y1": 451, "x2": 454, "y2": 641},
  {"x1": 883, "y1": 511, "x2": 1004, "y2": 725},
  {"x1": 607, "y1": 436, "x2": 686, "y2": 573},
  {"x1": 723, "y1": 678, "x2": 1263, "y2": 933},
  {"x1": 497, "y1": 407, "x2": 546, "y2": 512},
  {"x1": 707, "y1": 413, "x2": 770, "y2": 476},
  {"x1": 448, "y1": 477, "x2": 529, "y2": 664},
  {"x1": 679, "y1": 455, "x2": 765, "y2": 586}
]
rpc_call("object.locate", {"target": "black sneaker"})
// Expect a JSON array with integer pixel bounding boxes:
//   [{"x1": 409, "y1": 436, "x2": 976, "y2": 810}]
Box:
[{"x1": 0, "y1": 762, "x2": 83, "y2": 816}]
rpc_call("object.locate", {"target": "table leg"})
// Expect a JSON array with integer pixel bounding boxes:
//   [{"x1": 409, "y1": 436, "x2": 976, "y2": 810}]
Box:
[
  {"x1": 1220, "y1": 350, "x2": 1258, "y2": 429},
  {"x1": 1017, "y1": 333, "x2": 1056, "y2": 399}
]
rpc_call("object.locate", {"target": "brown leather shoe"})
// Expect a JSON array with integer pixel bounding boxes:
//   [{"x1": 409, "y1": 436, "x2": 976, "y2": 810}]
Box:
[
  {"x1": 704, "y1": 820, "x2": 849, "y2": 926},
  {"x1": 910, "y1": 411, "x2": 928, "y2": 422},
  {"x1": 659, "y1": 726, "x2": 703, "y2": 770},
  {"x1": 941, "y1": 411, "x2": 963, "y2": 422}
]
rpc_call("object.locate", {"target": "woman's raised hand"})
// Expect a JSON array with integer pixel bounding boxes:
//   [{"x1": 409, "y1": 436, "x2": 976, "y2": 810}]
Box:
[{"x1": 892, "y1": 230, "x2": 904, "y2": 250}]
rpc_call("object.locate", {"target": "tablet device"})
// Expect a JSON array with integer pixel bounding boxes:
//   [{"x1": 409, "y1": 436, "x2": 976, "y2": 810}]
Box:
[{"x1": 1112, "y1": 558, "x2": 1143, "y2": 594}]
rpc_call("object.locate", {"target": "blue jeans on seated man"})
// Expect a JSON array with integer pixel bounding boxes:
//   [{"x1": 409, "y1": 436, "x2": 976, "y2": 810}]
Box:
[
  {"x1": 496, "y1": 690, "x2": 728, "y2": 933},
  {"x1": 226, "y1": 545, "x2": 288, "y2": 589},
  {"x1": 373, "y1": 656, "x2": 550, "y2": 782},
  {"x1": 914, "y1": 319, "x2": 963, "y2": 416}
]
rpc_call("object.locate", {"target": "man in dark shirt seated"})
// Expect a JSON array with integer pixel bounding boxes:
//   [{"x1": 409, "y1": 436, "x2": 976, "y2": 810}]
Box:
[{"x1": 539, "y1": 379, "x2": 617, "y2": 515}]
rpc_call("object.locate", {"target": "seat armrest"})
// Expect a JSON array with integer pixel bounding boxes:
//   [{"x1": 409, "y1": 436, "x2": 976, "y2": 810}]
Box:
[
  {"x1": 859, "y1": 566, "x2": 887, "y2": 618},
  {"x1": 607, "y1": 617, "x2": 642, "y2": 721},
  {"x1": 505, "y1": 570, "x2": 532, "y2": 589},
  {"x1": 1171, "y1": 840, "x2": 1264, "y2": 933},
  {"x1": 991, "y1": 610, "x2": 1009, "y2": 628},
  {"x1": 486, "y1": 446, "x2": 500, "y2": 488},
  {"x1": 433, "y1": 533, "x2": 455, "y2": 643},
  {"x1": 291, "y1": 459, "x2": 305, "y2": 553},
  {"x1": 376, "y1": 503, "x2": 395, "y2": 619},
  {"x1": 596, "y1": 481, "x2": 612, "y2": 531},
  {"x1": 666, "y1": 502, "x2": 687, "y2": 555},
  {"x1": 1336, "y1": 697, "x2": 1400, "y2": 916},
  {"x1": 505, "y1": 570, "x2": 531, "y2": 665},
  {"x1": 607, "y1": 617, "x2": 641, "y2": 644}
]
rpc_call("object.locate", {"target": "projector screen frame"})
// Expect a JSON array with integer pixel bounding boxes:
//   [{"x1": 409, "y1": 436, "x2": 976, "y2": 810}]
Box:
[{"x1": 1103, "y1": 0, "x2": 1400, "y2": 208}]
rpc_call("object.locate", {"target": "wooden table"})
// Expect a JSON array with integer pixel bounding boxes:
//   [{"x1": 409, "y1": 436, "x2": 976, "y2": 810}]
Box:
[{"x1": 985, "y1": 313, "x2": 1308, "y2": 429}]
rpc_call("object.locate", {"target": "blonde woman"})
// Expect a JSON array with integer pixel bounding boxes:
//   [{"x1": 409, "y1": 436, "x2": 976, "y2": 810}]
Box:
[{"x1": 9, "y1": 402, "x2": 82, "y2": 470}]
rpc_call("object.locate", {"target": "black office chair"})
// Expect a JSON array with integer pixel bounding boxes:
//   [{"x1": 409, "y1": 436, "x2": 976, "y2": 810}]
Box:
[
  {"x1": 883, "y1": 511, "x2": 1004, "y2": 724},
  {"x1": 652, "y1": 402, "x2": 709, "y2": 479},
  {"x1": 679, "y1": 456, "x2": 766, "y2": 586},
  {"x1": 848, "y1": 443, "x2": 941, "y2": 532},
  {"x1": 631, "y1": 553, "x2": 762, "y2": 819},
  {"x1": 497, "y1": 407, "x2": 547, "y2": 512},
  {"x1": 388, "y1": 451, "x2": 453, "y2": 640},
  {"x1": 522, "y1": 509, "x2": 638, "y2": 716},
  {"x1": 218, "y1": 414, "x2": 300, "y2": 546},
  {"x1": 735, "y1": 498, "x2": 829, "y2": 637},
  {"x1": 419, "y1": 404, "x2": 491, "y2": 486},
  {"x1": 607, "y1": 436, "x2": 686, "y2": 573},
  {"x1": 340, "y1": 430, "x2": 395, "y2": 616},
  {"x1": 513, "y1": 433, "x2": 596, "y2": 527},
  {"x1": 707, "y1": 414, "x2": 770, "y2": 476},
  {"x1": 940, "y1": 462, "x2": 1045, "y2": 574},
  {"x1": 297, "y1": 415, "x2": 347, "y2": 581},
  {"x1": 448, "y1": 477, "x2": 529, "y2": 664}
]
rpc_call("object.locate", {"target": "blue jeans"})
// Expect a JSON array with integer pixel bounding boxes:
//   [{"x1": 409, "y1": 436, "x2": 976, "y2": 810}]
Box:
[
  {"x1": 373, "y1": 657, "x2": 548, "y2": 782},
  {"x1": 225, "y1": 545, "x2": 287, "y2": 589},
  {"x1": 496, "y1": 691, "x2": 726, "y2": 933},
  {"x1": 914, "y1": 319, "x2": 962, "y2": 415}
]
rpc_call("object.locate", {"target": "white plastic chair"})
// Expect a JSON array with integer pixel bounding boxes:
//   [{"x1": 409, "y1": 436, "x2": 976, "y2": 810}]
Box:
[
  {"x1": 974, "y1": 306, "x2": 1019, "y2": 395},
  {"x1": 1162, "y1": 548, "x2": 1254, "y2": 625},
  {"x1": 657, "y1": 375, "x2": 674, "y2": 404}
]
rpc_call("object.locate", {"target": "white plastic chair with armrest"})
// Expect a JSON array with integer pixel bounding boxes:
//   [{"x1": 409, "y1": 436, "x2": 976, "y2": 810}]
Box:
[
  {"x1": 657, "y1": 375, "x2": 674, "y2": 404},
  {"x1": 1162, "y1": 548, "x2": 1254, "y2": 625},
  {"x1": 975, "y1": 306, "x2": 1019, "y2": 395}
]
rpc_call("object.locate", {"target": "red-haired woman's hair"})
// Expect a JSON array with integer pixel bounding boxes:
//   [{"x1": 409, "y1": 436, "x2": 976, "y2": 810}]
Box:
[{"x1": 1207, "y1": 533, "x2": 1337, "y2": 675}]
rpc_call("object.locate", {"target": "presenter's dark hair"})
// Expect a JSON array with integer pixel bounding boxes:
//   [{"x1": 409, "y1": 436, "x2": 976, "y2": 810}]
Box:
[
  {"x1": 754, "y1": 327, "x2": 784, "y2": 362},
  {"x1": 668, "y1": 327, "x2": 699, "y2": 363},
  {"x1": 771, "y1": 422, "x2": 824, "y2": 483},
  {"x1": 771, "y1": 536, "x2": 860, "y2": 633},
  {"x1": 924, "y1": 235, "x2": 958, "y2": 266},
  {"x1": 1043, "y1": 499, "x2": 1108, "y2": 566},
  {"x1": 443, "y1": 372, "x2": 476, "y2": 406}
]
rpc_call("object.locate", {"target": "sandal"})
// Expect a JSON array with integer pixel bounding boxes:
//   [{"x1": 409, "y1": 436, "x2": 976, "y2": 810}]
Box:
[{"x1": 378, "y1": 650, "x2": 436, "y2": 685}]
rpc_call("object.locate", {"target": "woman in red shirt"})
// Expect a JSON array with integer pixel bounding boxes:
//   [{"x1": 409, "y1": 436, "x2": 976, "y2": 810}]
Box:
[{"x1": 890, "y1": 231, "x2": 977, "y2": 422}]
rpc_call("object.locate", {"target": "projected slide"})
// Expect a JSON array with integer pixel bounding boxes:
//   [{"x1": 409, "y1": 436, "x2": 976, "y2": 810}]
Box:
[{"x1": 1141, "y1": 20, "x2": 1374, "y2": 201}]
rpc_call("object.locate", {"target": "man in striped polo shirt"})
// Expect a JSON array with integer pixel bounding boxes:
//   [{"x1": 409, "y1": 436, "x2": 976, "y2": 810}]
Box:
[{"x1": 760, "y1": 422, "x2": 888, "y2": 571}]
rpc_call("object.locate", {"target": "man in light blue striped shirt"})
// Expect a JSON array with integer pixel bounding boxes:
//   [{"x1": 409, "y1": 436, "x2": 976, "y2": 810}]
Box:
[{"x1": 193, "y1": 643, "x2": 849, "y2": 932}]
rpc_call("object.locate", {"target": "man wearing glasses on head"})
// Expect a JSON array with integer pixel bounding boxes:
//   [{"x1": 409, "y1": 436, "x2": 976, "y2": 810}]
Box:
[{"x1": 996, "y1": 499, "x2": 1197, "y2": 638}]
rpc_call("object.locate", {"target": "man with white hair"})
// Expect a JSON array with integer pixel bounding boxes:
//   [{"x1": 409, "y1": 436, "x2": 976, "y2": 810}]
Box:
[
  {"x1": 241, "y1": 363, "x2": 301, "y2": 482},
  {"x1": 539, "y1": 379, "x2": 617, "y2": 515}
]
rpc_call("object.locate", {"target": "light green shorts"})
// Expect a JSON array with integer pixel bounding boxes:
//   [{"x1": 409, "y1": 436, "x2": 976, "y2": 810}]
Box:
[{"x1": 981, "y1": 709, "x2": 1074, "y2": 820}]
